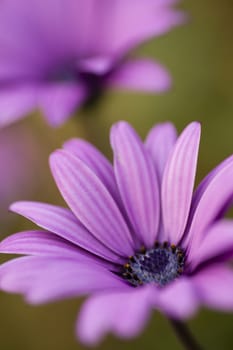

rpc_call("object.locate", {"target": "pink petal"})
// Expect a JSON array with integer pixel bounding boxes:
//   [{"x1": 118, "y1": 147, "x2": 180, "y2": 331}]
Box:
[
  {"x1": 0, "y1": 230, "x2": 79, "y2": 257},
  {"x1": 154, "y1": 0, "x2": 181, "y2": 4},
  {"x1": 10, "y1": 201, "x2": 122, "y2": 264},
  {"x1": 145, "y1": 122, "x2": 177, "y2": 183},
  {"x1": 38, "y1": 83, "x2": 87, "y2": 127},
  {"x1": 50, "y1": 150, "x2": 134, "y2": 256},
  {"x1": 78, "y1": 56, "x2": 113, "y2": 74},
  {"x1": 0, "y1": 256, "x2": 128, "y2": 304},
  {"x1": 0, "y1": 230, "x2": 116, "y2": 270},
  {"x1": 63, "y1": 138, "x2": 121, "y2": 206},
  {"x1": 188, "y1": 220, "x2": 233, "y2": 271},
  {"x1": 77, "y1": 285, "x2": 154, "y2": 345},
  {"x1": 103, "y1": 1, "x2": 186, "y2": 55},
  {"x1": 107, "y1": 59, "x2": 171, "y2": 93},
  {"x1": 0, "y1": 0, "x2": 97, "y2": 62},
  {"x1": 0, "y1": 86, "x2": 36, "y2": 127},
  {"x1": 110, "y1": 121, "x2": 160, "y2": 247},
  {"x1": 184, "y1": 155, "x2": 233, "y2": 252},
  {"x1": 162, "y1": 122, "x2": 201, "y2": 244},
  {"x1": 193, "y1": 265, "x2": 233, "y2": 311},
  {"x1": 156, "y1": 278, "x2": 199, "y2": 319},
  {"x1": 183, "y1": 157, "x2": 233, "y2": 242}
]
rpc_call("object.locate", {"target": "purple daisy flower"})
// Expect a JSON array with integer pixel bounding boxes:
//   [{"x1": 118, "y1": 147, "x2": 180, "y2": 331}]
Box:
[
  {"x1": 0, "y1": 0, "x2": 185, "y2": 127},
  {"x1": 1, "y1": 121, "x2": 233, "y2": 345}
]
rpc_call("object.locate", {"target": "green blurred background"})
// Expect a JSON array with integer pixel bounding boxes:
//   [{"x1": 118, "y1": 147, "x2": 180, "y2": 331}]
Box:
[{"x1": 1, "y1": 0, "x2": 233, "y2": 349}]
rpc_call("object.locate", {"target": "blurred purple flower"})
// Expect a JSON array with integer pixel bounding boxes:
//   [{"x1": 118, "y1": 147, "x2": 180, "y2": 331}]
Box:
[
  {"x1": 0, "y1": 0, "x2": 185, "y2": 127},
  {"x1": 2, "y1": 121, "x2": 233, "y2": 345}
]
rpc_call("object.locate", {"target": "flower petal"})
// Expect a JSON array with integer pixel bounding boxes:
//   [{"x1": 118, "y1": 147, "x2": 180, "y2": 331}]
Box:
[
  {"x1": 63, "y1": 138, "x2": 121, "y2": 205},
  {"x1": 78, "y1": 56, "x2": 113, "y2": 75},
  {"x1": 188, "y1": 220, "x2": 233, "y2": 271},
  {"x1": 10, "y1": 201, "x2": 123, "y2": 264},
  {"x1": 0, "y1": 230, "x2": 79, "y2": 257},
  {"x1": 0, "y1": 86, "x2": 36, "y2": 127},
  {"x1": 77, "y1": 285, "x2": 154, "y2": 345},
  {"x1": 156, "y1": 278, "x2": 199, "y2": 319},
  {"x1": 184, "y1": 155, "x2": 233, "y2": 251},
  {"x1": 110, "y1": 121, "x2": 160, "y2": 247},
  {"x1": 161, "y1": 122, "x2": 201, "y2": 244},
  {"x1": 107, "y1": 59, "x2": 171, "y2": 93},
  {"x1": 192, "y1": 265, "x2": 233, "y2": 311},
  {"x1": 145, "y1": 122, "x2": 177, "y2": 183},
  {"x1": 38, "y1": 83, "x2": 87, "y2": 127},
  {"x1": 105, "y1": 2, "x2": 186, "y2": 55},
  {"x1": 0, "y1": 256, "x2": 128, "y2": 304},
  {"x1": 50, "y1": 150, "x2": 134, "y2": 256},
  {"x1": 0, "y1": 230, "x2": 117, "y2": 270}
]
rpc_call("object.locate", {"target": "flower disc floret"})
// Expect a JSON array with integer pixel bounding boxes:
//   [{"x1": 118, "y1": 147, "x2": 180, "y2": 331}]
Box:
[{"x1": 122, "y1": 242, "x2": 185, "y2": 287}]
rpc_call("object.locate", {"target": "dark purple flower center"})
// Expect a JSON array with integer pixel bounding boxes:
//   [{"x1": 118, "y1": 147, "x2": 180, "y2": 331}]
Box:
[
  {"x1": 122, "y1": 242, "x2": 185, "y2": 287},
  {"x1": 47, "y1": 63, "x2": 105, "y2": 106},
  {"x1": 48, "y1": 64, "x2": 78, "y2": 82}
]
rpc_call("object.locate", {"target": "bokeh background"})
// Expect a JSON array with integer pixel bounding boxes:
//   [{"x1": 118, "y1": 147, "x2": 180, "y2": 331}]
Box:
[{"x1": 1, "y1": 0, "x2": 233, "y2": 349}]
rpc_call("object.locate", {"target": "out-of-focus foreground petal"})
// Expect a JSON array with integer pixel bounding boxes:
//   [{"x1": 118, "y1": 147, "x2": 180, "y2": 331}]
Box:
[
  {"x1": 156, "y1": 278, "x2": 199, "y2": 319},
  {"x1": 77, "y1": 286, "x2": 154, "y2": 345},
  {"x1": 192, "y1": 265, "x2": 233, "y2": 311},
  {"x1": 0, "y1": 256, "x2": 128, "y2": 304}
]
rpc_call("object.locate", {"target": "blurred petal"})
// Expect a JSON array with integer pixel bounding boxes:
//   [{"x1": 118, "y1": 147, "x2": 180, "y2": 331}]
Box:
[
  {"x1": 10, "y1": 201, "x2": 123, "y2": 264},
  {"x1": 77, "y1": 286, "x2": 154, "y2": 345},
  {"x1": 50, "y1": 150, "x2": 134, "y2": 256},
  {"x1": 107, "y1": 59, "x2": 171, "y2": 93},
  {"x1": 145, "y1": 122, "x2": 177, "y2": 182},
  {"x1": 154, "y1": 0, "x2": 182, "y2": 4},
  {"x1": 184, "y1": 155, "x2": 233, "y2": 251},
  {"x1": 156, "y1": 278, "x2": 199, "y2": 319},
  {"x1": 78, "y1": 56, "x2": 113, "y2": 74},
  {"x1": 188, "y1": 220, "x2": 233, "y2": 271},
  {"x1": 0, "y1": 256, "x2": 128, "y2": 304},
  {"x1": 110, "y1": 121, "x2": 160, "y2": 247},
  {"x1": 39, "y1": 83, "x2": 87, "y2": 126},
  {"x1": 104, "y1": 2, "x2": 186, "y2": 55},
  {"x1": 193, "y1": 265, "x2": 233, "y2": 311},
  {"x1": 0, "y1": 86, "x2": 36, "y2": 127},
  {"x1": 162, "y1": 122, "x2": 201, "y2": 244}
]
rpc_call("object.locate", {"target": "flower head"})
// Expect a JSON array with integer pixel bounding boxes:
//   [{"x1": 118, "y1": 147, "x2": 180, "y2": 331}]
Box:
[
  {"x1": 1, "y1": 121, "x2": 233, "y2": 345},
  {"x1": 0, "y1": 0, "x2": 185, "y2": 127}
]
